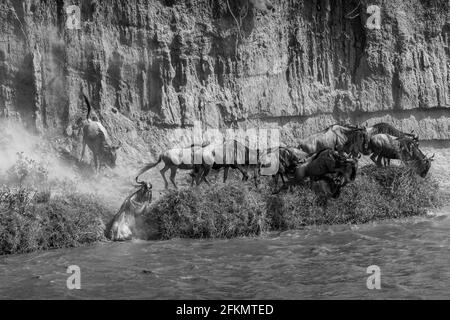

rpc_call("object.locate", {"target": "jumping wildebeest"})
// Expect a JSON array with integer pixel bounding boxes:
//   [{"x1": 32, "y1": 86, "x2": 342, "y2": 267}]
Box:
[
  {"x1": 298, "y1": 124, "x2": 369, "y2": 158},
  {"x1": 275, "y1": 148, "x2": 358, "y2": 197},
  {"x1": 259, "y1": 146, "x2": 309, "y2": 187},
  {"x1": 293, "y1": 149, "x2": 357, "y2": 184},
  {"x1": 367, "y1": 134, "x2": 433, "y2": 177},
  {"x1": 109, "y1": 177, "x2": 153, "y2": 241},
  {"x1": 80, "y1": 94, "x2": 121, "y2": 171},
  {"x1": 137, "y1": 142, "x2": 212, "y2": 189}
]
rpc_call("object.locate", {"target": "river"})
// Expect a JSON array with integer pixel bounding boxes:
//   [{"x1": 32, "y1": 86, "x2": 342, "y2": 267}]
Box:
[{"x1": 1, "y1": 207, "x2": 449, "y2": 299}]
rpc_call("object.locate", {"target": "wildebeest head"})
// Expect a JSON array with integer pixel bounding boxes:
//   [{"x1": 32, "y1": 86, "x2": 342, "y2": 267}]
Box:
[
  {"x1": 312, "y1": 176, "x2": 343, "y2": 199},
  {"x1": 335, "y1": 157, "x2": 358, "y2": 184},
  {"x1": 100, "y1": 143, "x2": 121, "y2": 168},
  {"x1": 399, "y1": 138, "x2": 433, "y2": 177},
  {"x1": 344, "y1": 126, "x2": 370, "y2": 157},
  {"x1": 134, "y1": 176, "x2": 153, "y2": 203}
]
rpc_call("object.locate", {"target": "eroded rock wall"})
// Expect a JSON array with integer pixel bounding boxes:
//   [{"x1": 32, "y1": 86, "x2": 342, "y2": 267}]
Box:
[{"x1": 0, "y1": 0, "x2": 449, "y2": 157}]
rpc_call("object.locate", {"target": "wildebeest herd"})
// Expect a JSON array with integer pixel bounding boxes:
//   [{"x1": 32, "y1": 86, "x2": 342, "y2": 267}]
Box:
[
  {"x1": 131, "y1": 123, "x2": 432, "y2": 198},
  {"x1": 75, "y1": 94, "x2": 435, "y2": 240},
  {"x1": 77, "y1": 93, "x2": 433, "y2": 202},
  {"x1": 77, "y1": 93, "x2": 434, "y2": 200}
]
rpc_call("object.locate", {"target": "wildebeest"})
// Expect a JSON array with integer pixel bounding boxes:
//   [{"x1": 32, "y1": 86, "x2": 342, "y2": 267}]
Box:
[
  {"x1": 275, "y1": 148, "x2": 358, "y2": 197},
  {"x1": 293, "y1": 149, "x2": 357, "y2": 185},
  {"x1": 367, "y1": 122, "x2": 418, "y2": 141},
  {"x1": 191, "y1": 139, "x2": 269, "y2": 187},
  {"x1": 80, "y1": 94, "x2": 121, "y2": 171},
  {"x1": 365, "y1": 122, "x2": 419, "y2": 165},
  {"x1": 259, "y1": 146, "x2": 309, "y2": 187},
  {"x1": 298, "y1": 124, "x2": 369, "y2": 157},
  {"x1": 108, "y1": 177, "x2": 153, "y2": 241},
  {"x1": 137, "y1": 142, "x2": 211, "y2": 189},
  {"x1": 367, "y1": 134, "x2": 433, "y2": 177}
]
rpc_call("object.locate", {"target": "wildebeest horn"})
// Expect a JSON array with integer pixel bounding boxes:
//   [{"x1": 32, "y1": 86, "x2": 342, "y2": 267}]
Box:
[
  {"x1": 429, "y1": 153, "x2": 435, "y2": 160},
  {"x1": 135, "y1": 175, "x2": 153, "y2": 189}
]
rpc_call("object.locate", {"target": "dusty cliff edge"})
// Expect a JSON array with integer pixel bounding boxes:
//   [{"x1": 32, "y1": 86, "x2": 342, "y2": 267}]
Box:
[{"x1": 0, "y1": 0, "x2": 449, "y2": 163}]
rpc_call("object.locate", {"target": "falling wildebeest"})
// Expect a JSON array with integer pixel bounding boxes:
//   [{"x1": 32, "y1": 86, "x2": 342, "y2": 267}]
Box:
[
  {"x1": 259, "y1": 146, "x2": 309, "y2": 188},
  {"x1": 276, "y1": 148, "x2": 358, "y2": 198},
  {"x1": 137, "y1": 142, "x2": 211, "y2": 189},
  {"x1": 298, "y1": 124, "x2": 369, "y2": 158},
  {"x1": 366, "y1": 134, "x2": 433, "y2": 177},
  {"x1": 79, "y1": 94, "x2": 121, "y2": 171},
  {"x1": 109, "y1": 176, "x2": 153, "y2": 241}
]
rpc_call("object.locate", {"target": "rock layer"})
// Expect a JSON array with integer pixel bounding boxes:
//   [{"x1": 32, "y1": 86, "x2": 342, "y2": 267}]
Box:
[{"x1": 0, "y1": 0, "x2": 449, "y2": 157}]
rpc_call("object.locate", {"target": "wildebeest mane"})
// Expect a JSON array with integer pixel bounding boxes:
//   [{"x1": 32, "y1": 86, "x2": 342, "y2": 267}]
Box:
[{"x1": 372, "y1": 123, "x2": 417, "y2": 140}]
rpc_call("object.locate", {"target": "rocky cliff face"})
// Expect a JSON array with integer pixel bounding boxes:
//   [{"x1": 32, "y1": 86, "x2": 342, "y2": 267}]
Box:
[{"x1": 0, "y1": 0, "x2": 449, "y2": 159}]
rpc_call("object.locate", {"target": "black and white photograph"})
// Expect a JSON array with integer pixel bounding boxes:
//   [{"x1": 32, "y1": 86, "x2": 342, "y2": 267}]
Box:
[{"x1": 0, "y1": 0, "x2": 449, "y2": 304}]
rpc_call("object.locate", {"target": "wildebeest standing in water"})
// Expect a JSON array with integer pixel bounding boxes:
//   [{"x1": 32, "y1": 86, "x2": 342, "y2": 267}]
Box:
[
  {"x1": 109, "y1": 177, "x2": 153, "y2": 241},
  {"x1": 367, "y1": 134, "x2": 433, "y2": 177},
  {"x1": 79, "y1": 94, "x2": 121, "y2": 172},
  {"x1": 298, "y1": 124, "x2": 369, "y2": 158}
]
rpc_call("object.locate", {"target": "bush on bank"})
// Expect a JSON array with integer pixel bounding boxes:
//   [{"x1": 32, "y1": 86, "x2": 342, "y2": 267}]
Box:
[
  {"x1": 0, "y1": 185, "x2": 111, "y2": 255},
  {"x1": 0, "y1": 152, "x2": 443, "y2": 254},
  {"x1": 146, "y1": 181, "x2": 265, "y2": 239},
  {"x1": 0, "y1": 153, "x2": 112, "y2": 255},
  {"x1": 144, "y1": 165, "x2": 442, "y2": 238}
]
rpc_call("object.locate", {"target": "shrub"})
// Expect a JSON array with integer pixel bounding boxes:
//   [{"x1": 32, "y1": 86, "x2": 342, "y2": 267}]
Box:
[
  {"x1": 6, "y1": 152, "x2": 48, "y2": 186},
  {"x1": 142, "y1": 165, "x2": 442, "y2": 239},
  {"x1": 0, "y1": 186, "x2": 111, "y2": 255},
  {"x1": 146, "y1": 181, "x2": 266, "y2": 239},
  {"x1": 267, "y1": 165, "x2": 442, "y2": 228}
]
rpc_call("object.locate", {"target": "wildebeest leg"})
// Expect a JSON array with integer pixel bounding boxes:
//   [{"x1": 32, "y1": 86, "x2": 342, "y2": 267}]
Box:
[
  {"x1": 197, "y1": 166, "x2": 211, "y2": 186},
  {"x1": 169, "y1": 167, "x2": 178, "y2": 189},
  {"x1": 160, "y1": 165, "x2": 169, "y2": 189},
  {"x1": 253, "y1": 167, "x2": 260, "y2": 187},
  {"x1": 235, "y1": 165, "x2": 249, "y2": 181},
  {"x1": 375, "y1": 154, "x2": 383, "y2": 167},
  {"x1": 93, "y1": 154, "x2": 99, "y2": 173},
  {"x1": 201, "y1": 169, "x2": 211, "y2": 186},
  {"x1": 280, "y1": 173, "x2": 286, "y2": 185},
  {"x1": 280, "y1": 174, "x2": 293, "y2": 191},
  {"x1": 273, "y1": 173, "x2": 279, "y2": 188},
  {"x1": 80, "y1": 141, "x2": 86, "y2": 163},
  {"x1": 370, "y1": 153, "x2": 378, "y2": 165},
  {"x1": 223, "y1": 167, "x2": 229, "y2": 183}
]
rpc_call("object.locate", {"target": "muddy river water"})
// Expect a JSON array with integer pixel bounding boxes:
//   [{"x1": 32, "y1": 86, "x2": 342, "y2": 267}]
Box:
[{"x1": 1, "y1": 207, "x2": 449, "y2": 299}]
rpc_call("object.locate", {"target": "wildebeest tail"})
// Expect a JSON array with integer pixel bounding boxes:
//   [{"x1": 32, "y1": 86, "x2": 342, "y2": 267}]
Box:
[
  {"x1": 83, "y1": 94, "x2": 92, "y2": 120},
  {"x1": 136, "y1": 155, "x2": 162, "y2": 179}
]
